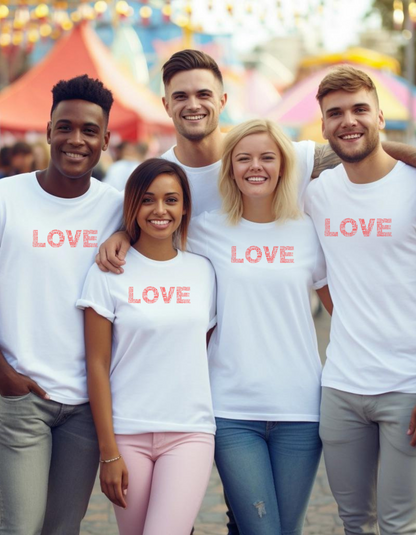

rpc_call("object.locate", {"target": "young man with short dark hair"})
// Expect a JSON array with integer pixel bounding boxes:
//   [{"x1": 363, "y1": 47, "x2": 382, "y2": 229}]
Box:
[
  {"x1": 0, "y1": 74, "x2": 123, "y2": 535},
  {"x1": 305, "y1": 65, "x2": 416, "y2": 534}
]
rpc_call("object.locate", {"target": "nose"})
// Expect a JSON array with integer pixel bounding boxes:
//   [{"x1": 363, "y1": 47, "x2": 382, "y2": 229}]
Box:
[
  {"x1": 68, "y1": 129, "x2": 84, "y2": 145},
  {"x1": 187, "y1": 96, "x2": 201, "y2": 110},
  {"x1": 341, "y1": 111, "x2": 357, "y2": 127},
  {"x1": 153, "y1": 200, "x2": 167, "y2": 215},
  {"x1": 249, "y1": 159, "x2": 262, "y2": 171}
]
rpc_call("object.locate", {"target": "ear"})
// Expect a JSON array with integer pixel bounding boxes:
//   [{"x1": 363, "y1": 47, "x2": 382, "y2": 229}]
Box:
[
  {"x1": 378, "y1": 108, "x2": 385, "y2": 131},
  {"x1": 162, "y1": 96, "x2": 171, "y2": 118},
  {"x1": 220, "y1": 92, "x2": 227, "y2": 113},
  {"x1": 46, "y1": 121, "x2": 52, "y2": 144},
  {"x1": 321, "y1": 117, "x2": 328, "y2": 141},
  {"x1": 102, "y1": 130, "x2": 110, "y2": 151}
]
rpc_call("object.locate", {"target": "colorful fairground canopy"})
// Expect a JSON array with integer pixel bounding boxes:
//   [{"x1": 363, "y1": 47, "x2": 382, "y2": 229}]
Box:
[
  {"x1": 0, "y1": 21, "x2": 174, "y2": 140},
  {"x1": 268, "y1": 65, "x2": 416, "y2": 142}
]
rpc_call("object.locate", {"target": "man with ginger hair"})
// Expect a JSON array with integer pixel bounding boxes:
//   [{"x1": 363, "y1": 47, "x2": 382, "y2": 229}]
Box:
[{"x1": 304, "y1": 65, "x2": 416, "y2": 534}]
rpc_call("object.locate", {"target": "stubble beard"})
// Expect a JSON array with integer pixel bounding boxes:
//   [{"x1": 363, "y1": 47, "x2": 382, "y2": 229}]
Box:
[
  {"x1": 177, "y1": 119, "x2": 218, "y2": 143},
  {"x1": 328, "y1": 133, "x2": 379, "y2": 164}
]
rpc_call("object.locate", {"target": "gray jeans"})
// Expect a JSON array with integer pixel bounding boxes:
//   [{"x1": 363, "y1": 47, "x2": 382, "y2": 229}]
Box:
[
  {"x1": 0, "y1": 393, "x2": 99, "y2": 535},
  {"x1": 320, "y1": 387, "x2": 416, "y2": 535}
]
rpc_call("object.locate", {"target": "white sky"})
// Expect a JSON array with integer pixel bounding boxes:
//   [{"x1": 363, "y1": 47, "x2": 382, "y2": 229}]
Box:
[{"x1": 172, "y1": 0, "x2": 377, "y2": 52}]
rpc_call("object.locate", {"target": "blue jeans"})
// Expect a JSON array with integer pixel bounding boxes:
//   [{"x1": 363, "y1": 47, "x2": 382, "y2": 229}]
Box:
[{"x1": 215, "y1": 418, "x2": 322, "y2": 535}]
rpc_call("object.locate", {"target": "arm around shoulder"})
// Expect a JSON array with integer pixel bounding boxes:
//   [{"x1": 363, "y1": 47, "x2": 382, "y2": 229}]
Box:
[
  {"x1": 382, "y1": 141, "x2": 416, "y2": 168},
  {"x1": 312, "y1": 143, "x2": 341, "y2": 179}
]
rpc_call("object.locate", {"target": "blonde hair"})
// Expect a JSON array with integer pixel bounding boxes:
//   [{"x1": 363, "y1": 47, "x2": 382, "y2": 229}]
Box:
[
  {"x1": 316, "y1": 65, "x2": 379, "y2": 108},
  {"x1": 219, "y1": 119, "x2": 301, "y2": 224}
]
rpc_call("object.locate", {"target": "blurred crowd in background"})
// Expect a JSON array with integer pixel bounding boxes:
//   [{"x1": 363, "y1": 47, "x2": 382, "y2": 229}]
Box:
[{"x1": 0, "y1": 139, "x2": 148, "y2": 189}]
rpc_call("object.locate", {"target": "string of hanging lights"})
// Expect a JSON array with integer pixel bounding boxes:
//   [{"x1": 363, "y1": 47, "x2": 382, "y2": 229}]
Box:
[
  {"x1": 0, "y1": 1, "x2": 175, "y2": 50},
  {"x1": 0, "y1": 0, "x2": 333, "y2": 52}
]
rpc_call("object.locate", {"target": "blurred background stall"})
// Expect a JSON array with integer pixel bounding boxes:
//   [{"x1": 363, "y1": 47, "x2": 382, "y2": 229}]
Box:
[{"x1": 0, "y1": 0, "x2": 415, "y2": 164}]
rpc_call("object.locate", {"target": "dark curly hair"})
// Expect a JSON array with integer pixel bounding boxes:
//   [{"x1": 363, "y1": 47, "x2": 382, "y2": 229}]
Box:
[{"x1": 51, "y1": 74, "x2": 114, "y2": 124}]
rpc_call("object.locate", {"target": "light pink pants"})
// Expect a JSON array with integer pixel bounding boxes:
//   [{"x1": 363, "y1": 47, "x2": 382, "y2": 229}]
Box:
[{"x1": 114, "y1": 432, "x2": 215, "y2": 535}]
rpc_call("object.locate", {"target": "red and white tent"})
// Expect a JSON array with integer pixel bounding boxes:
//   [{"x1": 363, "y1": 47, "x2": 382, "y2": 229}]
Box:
[{"x1": 0, "y1": 22, "x2": 174, "y2": 141}]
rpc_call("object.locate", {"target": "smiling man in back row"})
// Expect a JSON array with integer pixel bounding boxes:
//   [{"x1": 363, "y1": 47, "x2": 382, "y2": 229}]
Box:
[{"x1": 305, "y1": 65, "x2": 416, "y2": 535}]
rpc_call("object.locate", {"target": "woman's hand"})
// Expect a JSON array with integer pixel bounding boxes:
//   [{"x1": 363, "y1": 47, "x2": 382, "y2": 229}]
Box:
[
  {"x1": 95, "y1": 231, "x2": 131, "y2": 274},
  {"x1": 99, "y1": 456, "x2": 129, "y2": 509}
]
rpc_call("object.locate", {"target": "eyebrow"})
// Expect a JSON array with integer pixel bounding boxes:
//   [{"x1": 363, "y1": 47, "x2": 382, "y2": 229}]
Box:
[
  {"x1": 326, "y1": 103, "x2": 370, "y2": 114},
  {"x1": 235, "y1": 151, "x2": 276, "y2": 156},
  {"x1": 55, "y1": 119, "x2": 100, "y2": 128},
  {"x1": 144, "y1": 192, "x2": 181, "y2": 196},
  {"x1": 171, "y1": 89, "x2": 214, "y2": 96}
]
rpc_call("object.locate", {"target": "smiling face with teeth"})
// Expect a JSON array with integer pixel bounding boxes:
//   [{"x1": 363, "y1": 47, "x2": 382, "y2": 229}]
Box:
[
  {"x1": 135, "y1": 173, "x2": 186, "y2": 252},
  {"x1": 321, "y1": 88, "x2": 384, "y2": 164},
  {"x1": 163, "y1": 69, "x2": 226, "y2": 142},
  {"x1": 231, "y1": 132, "x2": 282, "y2": 205},
  {"x1": 46, "y1": 99, "x2": 110, "y2": 186}
]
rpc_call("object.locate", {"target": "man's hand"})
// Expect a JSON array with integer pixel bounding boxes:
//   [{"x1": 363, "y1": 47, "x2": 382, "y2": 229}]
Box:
[
  {"x1": 0, "y1": 368, "x2": 49, "y2": 399},
  {"x1": 407, "y1": 405, "x2": 416, "y2": 447},
  {"x1": 96, "y1": 231, "x2": 130, "y2": 274}
]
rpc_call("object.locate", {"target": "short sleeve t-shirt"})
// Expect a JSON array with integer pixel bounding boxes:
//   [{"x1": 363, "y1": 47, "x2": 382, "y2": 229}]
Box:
[
  {"x1": 0, "y1": 172, "x2": 123, "y2": 404},
  {"x1": 187, "y1": 211, "x2": 327, "y2": 422},
  {"x1": 161, "y1": 140, "x2": 315, "y2": 216},
  {"x1": 77, "y1": 249, "x2": 217, "y2": 435},
  {"x1": 305, "y1": 162, "x2": 416, "y2": 394}
]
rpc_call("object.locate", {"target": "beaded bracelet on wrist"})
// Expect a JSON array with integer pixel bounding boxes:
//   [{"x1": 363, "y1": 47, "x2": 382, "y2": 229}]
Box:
[{"x1": 100, "y1": 454, "x2": 122, "y2": 464}]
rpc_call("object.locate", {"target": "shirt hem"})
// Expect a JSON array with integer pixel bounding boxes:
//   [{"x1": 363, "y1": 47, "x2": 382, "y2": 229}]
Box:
[
  {"x1": 113, "y1": 422, "x2": 216, "y2": 435},
  {"x1": 49, "y1": 394, "x2": 89, "y2": 405},
  {"x1": 213, "y1": 410, "x2": 319, "y2": 422},
  {"x1": 322, "y1": 381, "x2": 416, "y2": 395}
]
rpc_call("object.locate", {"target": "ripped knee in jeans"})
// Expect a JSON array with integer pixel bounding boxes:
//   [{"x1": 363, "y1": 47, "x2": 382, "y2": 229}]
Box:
[{"x1": 253, "y1": 501, "x2": 267, "y2": 518}]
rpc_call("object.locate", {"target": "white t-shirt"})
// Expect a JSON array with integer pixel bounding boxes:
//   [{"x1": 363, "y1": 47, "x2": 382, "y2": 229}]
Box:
[
  {"x1": 77, "y1": 249, "x2": 217, "y2": 435},
  {"x1": 304, "y1": 162, "x2": 416, "y2": 395},
  {"x1": 0, "y1": 173, "x2": 123, "y2": 404},
  {"x1": 162, "y1": 140, "x2": 315, "y2": 216},
  {"x1": 187, "y1": 211, "x2": 327, "y2": 421},
  {"x1": 103, "y1": 160, "x2": 140, "y2": 191}
]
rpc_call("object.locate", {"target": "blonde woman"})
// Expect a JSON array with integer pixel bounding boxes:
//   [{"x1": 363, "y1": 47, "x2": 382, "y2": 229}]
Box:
[
  {"x1": 182, "y1": 119, "x2": 331, "y2": 535},
  {"x1": 96, "y1": 119, "x2": 332, "y2": 535}
]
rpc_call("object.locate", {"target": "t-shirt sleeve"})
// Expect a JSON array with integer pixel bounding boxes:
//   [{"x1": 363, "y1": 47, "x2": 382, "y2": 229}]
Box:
[
  {"x1": 207, "y1": 262, "x2": 217, "y2": 330},
  {"x1": 293, "y1": 140, "x2": 315, "y2": 208},
  {"x1": 303, "y1": 179, "x2": 319, "y2": 217},
  {"x1": 312, "y1": 236, "x2": 327, "y2": 290},
  {"x1": 186, "y1": 212, "x2": 208, "y2": 257},
  {"x1": 76, "y1": 263, "x2": 116, "y2": 322},
  {"x1": 0, "y1": 194, "x2": 5, "y2": 247}
]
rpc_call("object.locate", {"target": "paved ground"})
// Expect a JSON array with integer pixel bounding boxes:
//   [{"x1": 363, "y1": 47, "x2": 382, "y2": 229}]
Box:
[{"x1": 81, "y1": 309, "x2": 343, "y2": 535}]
